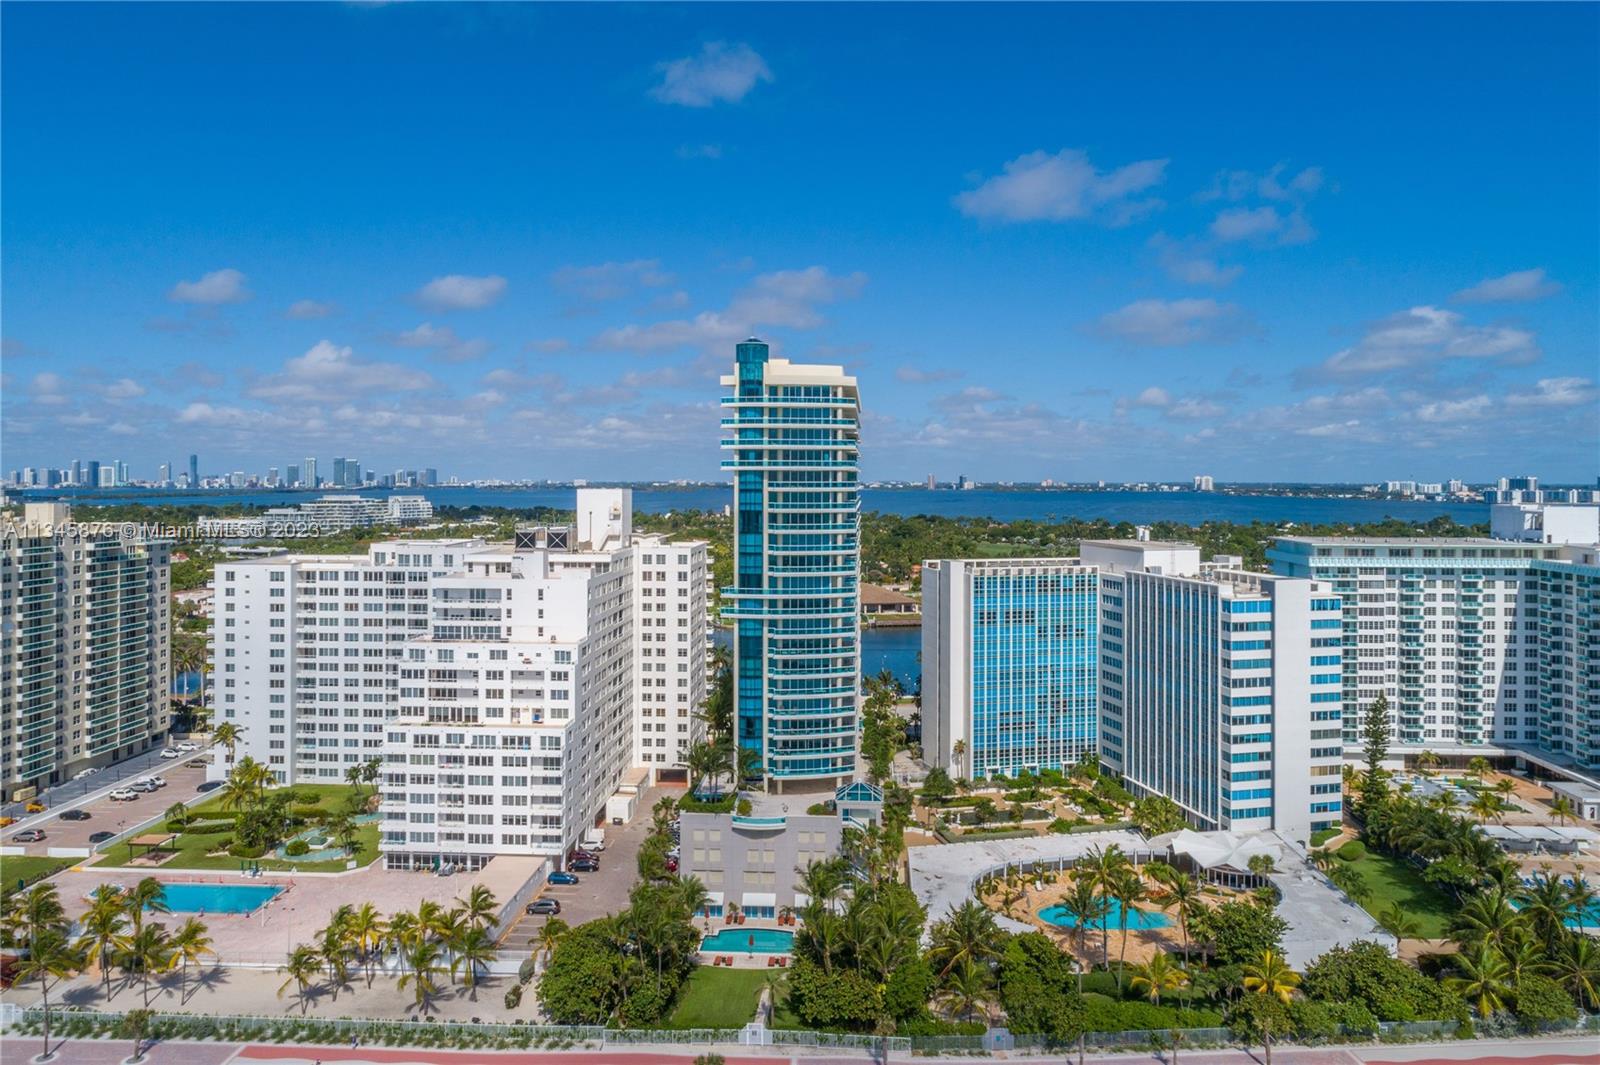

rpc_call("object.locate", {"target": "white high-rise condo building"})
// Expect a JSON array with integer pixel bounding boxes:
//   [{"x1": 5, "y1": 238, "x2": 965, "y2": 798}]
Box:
[
  {"x1": 721, "y1": 338, "x2": 861, "y2": 791},
  {"x1": 1090, "y1": 541, "x2": 1345, "y2": 844},
  {"x1": 922, "y1": 559, "x2": 1099, "y2": 781},
  {"x1": 2, "y1": 504, "x2": 172, "y2": 796},
  {"x1": 212, "y1": 489, "x2": 707, "y2": 868},
  {"x1": 1268, "y1": 503, "x2": 1600, "y2": 774}
]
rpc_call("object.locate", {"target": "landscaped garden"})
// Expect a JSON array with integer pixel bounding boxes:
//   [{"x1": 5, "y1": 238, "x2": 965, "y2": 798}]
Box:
[
  {"x1": 0, "y1": 855, "x2": 75, "y2": 901},
  {"x1": 663, "y1": 966, "x2": 774, "y2": 1029},
  {"x1": 94, "y1": 760, "x2": 381, "y2": 873},
  {"x1": 1339, "y1": 849, "x2": 1456, "y2": 939}
]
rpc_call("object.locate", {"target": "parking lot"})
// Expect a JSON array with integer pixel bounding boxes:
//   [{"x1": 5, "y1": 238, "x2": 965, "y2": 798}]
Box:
[
  {"x1": 2, "y1": 755, "x2": 212, "y2": 857},
  {"x1": 0, "y1": 739, "x2": 213, "y2": 822},
  {"x1": 497, "y1": 784, "x2": 680, "y2": 950}
]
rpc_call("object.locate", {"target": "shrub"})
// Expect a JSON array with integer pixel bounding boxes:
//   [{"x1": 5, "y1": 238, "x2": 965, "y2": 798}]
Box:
[
  {"x1": 228, "y1": 843, "x2": 267, "y2": 859},
  {"x1": 1337, "y1": 840, "x2": 1366, "y2": 861},
  {"x1": 285, "y1": 839, "x2": 311, "y2": 857},
  {"x1": 806, "y1": 802, "x2": 832, "y2": 816},
  {"x1": 182, "y1": 818, "x2": 238, "y2": 834},
  {"x1": 1310, "y1": 827, "x2": 1342, "y2": 848},
  {"x1": 1512, "y1": 973, "x2": 1577, "y2": 1027},
  {"x1": 518, "y1": 956, "x2": 538, "y2": 984},
  {"x1": 735, "y1": 798, "x2": 753, "y2": 817},
  {"x1": 291, "y1": 805, "x2": 325, "y2": 821},
  {"x1": 503, "y1": 984, "x2": 523, "y2": 1010}
]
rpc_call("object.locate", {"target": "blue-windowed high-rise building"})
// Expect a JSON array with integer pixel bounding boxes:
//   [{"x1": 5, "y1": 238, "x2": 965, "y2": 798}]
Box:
[
  {"x1": 720, "y1": 338, "x2": 861, "y2": 791},
  {"x1": 922, "y1": 559, "x2": 1100, "y2": 780}
]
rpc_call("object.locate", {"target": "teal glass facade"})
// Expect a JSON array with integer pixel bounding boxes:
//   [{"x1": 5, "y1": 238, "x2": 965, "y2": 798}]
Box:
[
  {"x1": 968, "y1": 567, "x2": 1098, "y2": 779},
  {"x1": 721, "y1": 339, "x2": 861, "y2": 786}
]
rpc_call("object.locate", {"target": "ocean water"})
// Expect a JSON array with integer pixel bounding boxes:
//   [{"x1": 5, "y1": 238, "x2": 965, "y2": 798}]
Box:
[{"x1": 17, "y1": 485, "x2": 1488, "y2": 526}]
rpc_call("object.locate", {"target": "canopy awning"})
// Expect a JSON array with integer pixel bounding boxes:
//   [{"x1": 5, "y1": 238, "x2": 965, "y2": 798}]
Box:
[{"x1": 741, "y1": 891, "x2": 777, "y2": 908}]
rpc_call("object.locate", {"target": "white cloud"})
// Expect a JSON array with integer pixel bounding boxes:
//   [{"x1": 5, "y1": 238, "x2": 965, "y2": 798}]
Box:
[
  {"x1": 1312, "y1": 305, "x2": 1539, "y2": 378},
  {"x1": 98, "y1": 378, "x2": 146, "y2": 401},
  {"x1": 286, "y1": 299, "x2": 337, "y2": 320},
  {"x1": 551, "y1": 260, "x2": 673, "y2": 302},
  {"x1": 1132, "y1": 386, "x2": 1171, "y2": 409},
  {"x1": 595, "y1": 266, "x2": 867, "y2": 352},
  {"x1": 1505, "y1": 376, "x2": 1597, "y2": 408},
  {"x1": 524, "y1": 338, "x2": 570, "y2": 354},
  {"x1": 1117, "y1": 385, "x2": 1225, "y2": 420},
  {"x1": 1149, "y1": 234, "x2": 1242, "y2": 286},
  {"x1": 169, "y1": 268, "x2": 250, "y2": 305},
  {"x1": 651, "y1": 42, "x2": 772, "y2": 107},
  {"x1": 895, "y1": 366, "x2": 964, "y2": 384},
  {"x1": 1416, "y1": 395, "x2": 1492, "y2": 423},
  {"x1": 954, "y1": 149, "x2": 1167, "y2": 224},
  {"x1": 1095, "y1": 299, "x2": 1247, "y2": 347},
  {"x1": 1453, "y1": 268, "x2": 1562, "y2": 304},
  {"x1": 677, "y1": 143, "x2": 724, "y2": 160},
  {"x1": 29, "y1": 372, "x2": 67, "y2": 406},
  {"x1": 415, "y1": 274, "x2": 507, "y2": 311},
  {"x1": 1201, "y1": 164, "x2": 1325, "y2": 203},
  {"x1": 391, "y1": 322, "x2": 490, "y2": 363},
  {"x1": 1210, "y1": 205, "x2": 1315, "y2": 246},
  {"x1": 247, "y1": 340, "x2": 433, "y2": 402}
]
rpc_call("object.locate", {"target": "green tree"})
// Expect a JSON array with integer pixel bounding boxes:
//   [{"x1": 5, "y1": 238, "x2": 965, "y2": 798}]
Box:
[
  {"x1": 124, "y1": 922, "x2": 173, "y2": 1008},
  {"x1": 1358, "y1": 694, "x2": 1391, "y2": 821},
  {"x1": 397, "y1": 938, "x2": 447, "y2": 1014},
  {"x1": 74, "y1": 887, "x2": 129, "y2": 1003},
  {"x1": 934, "y1": 954, "x2": 994, "y2": 1024},
  {"x1": 119, "y1": 1008, "x2": 154, "y2": 1064},
  {"x1": 1445, "y1": 941, "x2": 1513, "y2": 1019},
  {"x1": 277, "y1": 944, "x2": 322, "y2": 1014},
  {"x1": 168, "y1": 917, "x2": 214, "y2": 1006},
  {"x1": 1130, "y1": 952, "x2": 1191, "y2": 1065},
  {"x1": 1547, "y1": 934, "x2": 1600, "y2": 1012},
  {"x1": 1191, "y1": 897, "x2": 1287, "y2": 966},
  {"x1": 1240, "y1": 950, "x2": 1300, "y2": 1065},
  {"x1": 926, "y1": 899, "x2": 1000, "y2": 978},
  {"x1": 14, "y1": 927, "x2": 81, "y2": 1063}
]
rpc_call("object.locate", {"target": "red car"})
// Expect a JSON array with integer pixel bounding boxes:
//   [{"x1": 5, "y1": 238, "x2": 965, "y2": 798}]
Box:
[{"x1": 665, "y1": 856, "x2": 679, "y2": 873}]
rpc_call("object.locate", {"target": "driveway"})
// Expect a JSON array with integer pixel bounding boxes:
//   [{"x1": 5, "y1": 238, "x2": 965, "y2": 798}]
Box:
[
  {"x1": 497, "y1": 784, "x2": 680, "y2": 949},
  {"x1": 0, "y1": 740, "x2": 214, "y2": 823},
  {"x1": 2, "y1": 756, "x2": 211, "y2": 855}
]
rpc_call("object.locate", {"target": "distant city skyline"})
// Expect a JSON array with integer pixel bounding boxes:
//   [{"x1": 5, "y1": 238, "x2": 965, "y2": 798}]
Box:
[{"x1": 2, "y1": 5, "x2": 1596, "y2": 481}]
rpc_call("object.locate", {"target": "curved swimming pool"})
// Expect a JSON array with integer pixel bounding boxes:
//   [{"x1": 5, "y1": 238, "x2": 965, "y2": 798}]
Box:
[
  {"x1": 1039, "y1": 899, "x2": 1171, "y2": 930},
  {"x1": 700, "y1": 927, "x2": 795, "y2": 953}
]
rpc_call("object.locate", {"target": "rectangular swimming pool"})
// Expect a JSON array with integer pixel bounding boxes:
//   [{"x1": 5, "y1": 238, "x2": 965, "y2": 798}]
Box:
[
  {"x1": 700, "y1": 927, "x2": 795, "y2": 954},
  {"x1": 152, "y1": 883, "x2": 283, "y2": 915}
]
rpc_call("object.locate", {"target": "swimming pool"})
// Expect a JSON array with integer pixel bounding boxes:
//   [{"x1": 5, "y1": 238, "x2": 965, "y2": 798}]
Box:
[
  {"x1": 700, "y1": 927, "x2": 795, "y2": 953},
  {"x1": 149, "y1": 883, "x2": 283, "y2": 915},
  {"x1": 1039, "y1": 899, "x2": 1171, "y2": 931}
]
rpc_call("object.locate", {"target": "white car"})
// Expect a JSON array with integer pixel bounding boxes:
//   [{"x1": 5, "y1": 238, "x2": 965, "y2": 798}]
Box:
[
  {"x1": 145, "y1": 776, "x2": 167, "y2": 788},
  {"x1": 176, "y1": 742, "x2": 200, "y2": 752},
  {"x1": 159, "y1": 749, "x2": 181, "y2": 759},
  {"x1": 109, "y1": 789, "x2": 139, "y2": 802},
  {"x1": 72, "y1": 767, "x2": 100, "y2": 781}
]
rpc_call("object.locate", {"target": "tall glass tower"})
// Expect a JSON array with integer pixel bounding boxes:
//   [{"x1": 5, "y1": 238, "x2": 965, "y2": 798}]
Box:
[{"x1": 721, "y1": 338, "x2": 861, "y2": 791}]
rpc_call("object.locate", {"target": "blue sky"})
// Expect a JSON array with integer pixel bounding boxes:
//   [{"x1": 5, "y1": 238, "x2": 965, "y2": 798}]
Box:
[{"x1": 4, "y1": 2, "x2": 1596, "y2": 483}]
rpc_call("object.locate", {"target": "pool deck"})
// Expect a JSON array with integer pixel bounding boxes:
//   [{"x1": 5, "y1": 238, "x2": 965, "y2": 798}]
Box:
[
  {"x1": 694, "y1": 918, "x2": 797, "y2": 969},
  {"x1": 46, "y1": 856, "x2": 543, "y2": 965}
]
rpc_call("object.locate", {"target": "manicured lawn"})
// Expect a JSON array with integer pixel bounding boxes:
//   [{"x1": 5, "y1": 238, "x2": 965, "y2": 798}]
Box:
[
  {"x1": 0, "y1": 855, "x2": 75, "y2": 901},
  {"x1": 666, "y1": 966, "x2": 774, "y2": 1029},
  {"x1": 93, "y1": 784, "x2": 380, "y2": 873},
  {"x1": 1346, "y1": 850, "x2": 1456, "y2": 937}
]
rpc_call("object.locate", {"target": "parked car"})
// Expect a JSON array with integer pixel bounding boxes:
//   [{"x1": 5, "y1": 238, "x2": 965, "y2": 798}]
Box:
[
  {"x1": 196, "y1": 780, "x2": 223, "y2": 792},
  {"x1": 176, "y1": 741, "x2": 200, "y2": 752},
  {"x1": 548, "y1": 871, "x2": 580, "y2": 885},
  {"x1": 59, "y1": 809, "x2": 91, "y2": 821},
  {"x1": 24, "y1": 802, "x2": 46, "y2": 814},
  {"x1": 11, "y1": 829, "x2": 46, "y2": 843},
  {"x1": 72, "y1": 767, "x2": 100, "y2": 780},
  {"x1": 128, "y1": 780, "x2": 158, "y2": 793},
  {"x1": 665, "y1": 857, "x2": 679, "y2": 874},
  {"x1": 0, "y1": 817, "x2": 16, "y2": 828},
  {"x1": 145, "y1": 776, "x2": 167, "y2": 788},
  {"x1": 525, "y1": 898, "x2": 562, "y2": 915},
  {"x1": 109, "y1": 789, "x2": 139, "y2": 802},
  {"x1": 88, "y1": 831, "x2": 116, "y2": 844},
  {"x1": 159, "y1": 749, "x2": 181, "y2": 759},
  {"x1": 570, "y1": 858, "x2": 600, "y2": 872}
]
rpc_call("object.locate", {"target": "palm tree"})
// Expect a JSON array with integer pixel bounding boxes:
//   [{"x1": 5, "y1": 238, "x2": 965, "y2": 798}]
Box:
[
  {"x1": 1548, "y1": 795, "x2": 1576, "y2": 826},
  {"x1": 345, "y1": 903, "x2": 387, "y2": 986},
  {"x1": 14, "y1": 927, "x2": 81, "y2": 1063},
  {"x1": 386, "y1": 910, "x2": 419, "y2": 956},
  {"x1": 1240, "y1": 950, "x2": 1299, "y2": 1065},
  {"x1": 1108, "y1": 866, "x2": 1147, "y2": 987},
  {"x1": 1548, "y1": 934, "x2": 1600, "y2": 1012},
  {"x1": 277, "y1": 944, "x2": 323, "y2": 1015},
  {"x1": 1130, "y1": 952, "x2": 1191, "y2": 1065},
  {"x1": 1468, "y1": 791, "x2": 1505, "y2": 825},
  {"x1": 1414, "y1": 750, "x2": 1440, "y2": 778},
  {"x1": 1518, "y1": 874, "x2": 1575, "y2": 944},
  {"x1": 124, "y1": 922, "x2": 173, "y2": 1008},
  {"x1": 934, "y1": 955, "x2": 995, "y2": 1024},
  {"x1": 1444, "y1": 941, "x2": 1513, "y2": 1018},
  {"x1": 927, "y1": 899, "x2": 1000, "y2": 978},
  {"x1": 1059, "y1": 875, "x2": 1111, "y2": 966},
  {"x1": 164, "y1": 800, "x2": 191, "y2": 828},
  {"x1": 1375, "y1": 903, "x2": 1421, "y2": 941},
  {"x1": 125, "y1": 878, "x2": 170, "y2": 936},
  {"x1": 450, "y1": 925, "x2": 496, "y2": 997},
  {"x1": 397, "y1": 938, "x2": 446, "y2": 1014},
  {"x1": 317, "y1": 911, "x2": 353, "y2": 1000},
  {"x1": 1080, "y1": 844, "x2": 1130, "y2": 966},
  {"x1": 1152, "y1": 869, "x2": 1204, "y2": 963},
  {"x1": 951, "y1": 739, "x2": 967, "y2": 781},
  {"x1": 168, "y1": 917, "x2": 214, "y2": 1006},
  {"x1": 212, "y1": 721, "x2": 242, "y2": 764},
  {"x1": 74, "y1": 889, "x2": 130, "y2": 1002},
  {"x1": 536, "y1": 917, "x2": 570, "y2": 969},
  {"x1": 457, "y1": 884, "x2": 498, "y2": 932},
  {"x1": 1466, "y1": 756, "x2": 1491, "y2": 783},
  {"x1": 1567, "y1": 877, "x2": 1597, "y2": 935},
  {"x1": 1450, "y1": 889, "x2": 1522, "y2": 950}
]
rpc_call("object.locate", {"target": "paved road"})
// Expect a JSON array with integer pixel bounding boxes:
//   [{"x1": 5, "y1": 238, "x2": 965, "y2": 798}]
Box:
[
  {"x1": 2, "y1": 754, "x2": 212, "y2": 855},
  {"x1": 497, "y1": 784, "x2": 679, "y2": 952},
  {"x1": 2, "y1": 740, "x2": 215, "y2": 827}
]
